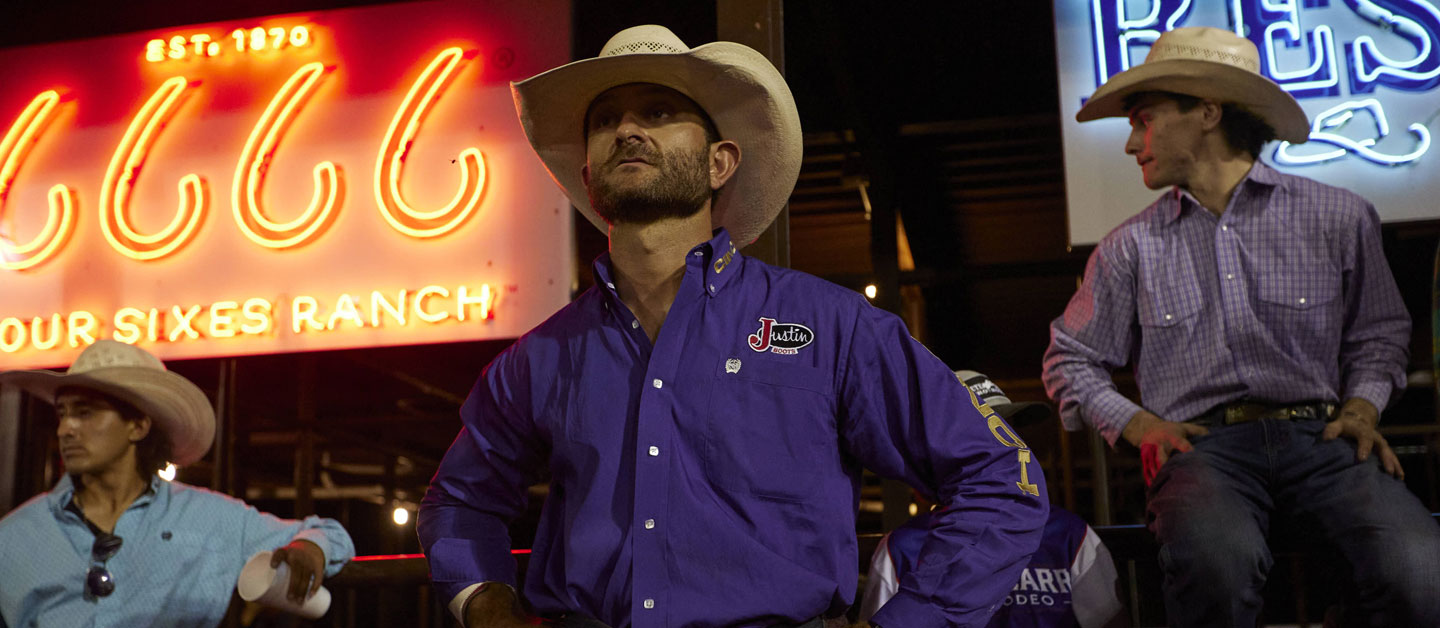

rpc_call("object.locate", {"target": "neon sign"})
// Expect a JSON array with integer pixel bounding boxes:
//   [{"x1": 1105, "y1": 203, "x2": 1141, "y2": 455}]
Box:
[
  {"x1": 1082, "y1": 0, "x2": 1440, "y2": 167},
  {"x1": 0, "y1": 282, "x2": 494, "y2": 354},
  {"x1": 0, "y1": 0, "x2": 574, "y2": 369},
  {"x1": 146, "y1": 25, "x2": 313, "y2": 63},
  {"x1": 3, "y1": 46, "x2": 488, "y2": 263},
  {"x1": 0, "y1": 91, "x2": 76, "y2": 271}
]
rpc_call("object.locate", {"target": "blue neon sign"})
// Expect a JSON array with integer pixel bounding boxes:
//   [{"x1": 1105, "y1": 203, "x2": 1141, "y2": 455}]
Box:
[{"x1": 1083, "y1": 0, "x2": 1440, "y2": 167}]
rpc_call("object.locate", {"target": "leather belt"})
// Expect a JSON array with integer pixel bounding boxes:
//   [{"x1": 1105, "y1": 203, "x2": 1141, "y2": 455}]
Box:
[{"x1": 1209, "y1": 401, "x2": 1335, "y2": 425}]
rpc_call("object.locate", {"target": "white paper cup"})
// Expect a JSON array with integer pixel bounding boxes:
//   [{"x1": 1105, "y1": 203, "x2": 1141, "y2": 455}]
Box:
[{"x1": 237, "y1": 550, "x2": 332, "y2": 619}]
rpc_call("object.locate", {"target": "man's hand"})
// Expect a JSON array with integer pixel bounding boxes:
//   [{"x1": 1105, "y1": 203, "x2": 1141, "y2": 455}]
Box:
[
  {"x1": 464, "y1": 583, "x2": 548, "y2": 628},
  {"x1": 1121, "y1": 410, "x2": 1208, "y2": 486},
  {"x1": 270, "y1": 539, "x2": 326, "y2": 603},
  {"x1": 1321, "y1": 398, "x2": 1403, "y2": 479}
]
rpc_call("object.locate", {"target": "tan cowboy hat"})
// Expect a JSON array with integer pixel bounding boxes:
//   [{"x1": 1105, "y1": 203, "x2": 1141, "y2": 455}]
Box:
[
  {"x1": 0, "y1": 340, "x2": 215, "y2": 466},
  {"x1": 512, "y1": 24, "x2": 803, "y2": 246},
  {"x1": 1076, "y1": 26, "x2": 1310, "y2": 143}
]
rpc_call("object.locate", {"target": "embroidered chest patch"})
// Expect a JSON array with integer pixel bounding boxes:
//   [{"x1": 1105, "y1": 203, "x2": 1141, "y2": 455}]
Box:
[{"x1": 747, "y1": 317, "x2": 814, "y2": 355}]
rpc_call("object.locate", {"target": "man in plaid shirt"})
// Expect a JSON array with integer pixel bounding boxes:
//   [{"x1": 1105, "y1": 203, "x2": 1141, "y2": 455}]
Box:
[{"x1": 1043, "y1": 27, "x2": 1439, "y2": 627}]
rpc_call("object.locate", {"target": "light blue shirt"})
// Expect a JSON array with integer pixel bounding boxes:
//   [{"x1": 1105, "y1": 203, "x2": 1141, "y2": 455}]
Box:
[{"x1": 0, "y1": 474, "x2": 355, "y2": 628}]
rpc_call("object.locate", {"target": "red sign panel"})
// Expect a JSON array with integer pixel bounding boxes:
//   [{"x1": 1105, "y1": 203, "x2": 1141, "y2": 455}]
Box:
[{"x1": 0, "y1": 0, "x2": 574, "y2": 369}]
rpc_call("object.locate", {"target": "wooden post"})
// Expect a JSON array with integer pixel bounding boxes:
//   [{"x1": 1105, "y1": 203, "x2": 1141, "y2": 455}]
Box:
[{"x1": 717, "y1": 0, "x2": 789, "y2": 269}]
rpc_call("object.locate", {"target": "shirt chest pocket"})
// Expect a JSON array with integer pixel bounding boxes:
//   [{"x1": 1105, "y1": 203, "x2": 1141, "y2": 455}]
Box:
[
  {"x1": 1255, "y1": 265, "x2": 1339, "y2": 310},
  {"x1": 1255, "y1": 264, "x2": 1342, "y2": 336},
  {"x1": 1137, "y1": 286, "x2": 1202, "y2": 328},
  {"x1": 705, "y1": 356, "x2": 835, "y2": 503}
]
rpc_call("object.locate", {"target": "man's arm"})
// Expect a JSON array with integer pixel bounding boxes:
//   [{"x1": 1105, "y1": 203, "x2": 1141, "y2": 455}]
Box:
[
  {"x1": 839, "y1": 302, "x2": 1047, "y2": 628},
  {"x1": 237, "y1": 504, "x2": 357, "y2": 579},
  {"x1": 1318, "y1": 203, "x2": 1411, "y2": 477},
  {"x1": 1335, "y1": 203, "x2": 1410, "y2": 418},
  {"x1": 1042, "y1": 236, "x2": 1146, "y2": 446},
  {"x1": 417, "y1": 350, "x2": 549, "y2": 625}
]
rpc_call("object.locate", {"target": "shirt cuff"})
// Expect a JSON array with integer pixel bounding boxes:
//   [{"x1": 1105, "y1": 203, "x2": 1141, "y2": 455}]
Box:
[
  {"x1": 1343, "y1": 376, "x2": 1395, "y2": 417},
  {"x1": 868, "y1": 589, "x2": 957, "y2": 628},
  {"x1": 449, "y1": 583, "x2": 483, "y2": 625},
  {"x1": 448, "y1": 582, "x2": 518, "y2": 626},
  {"x1": 290, "y1": 528, "x2": 348, "y2": 577},
  {"x1": 1086, "y1": 389, "x2": 1146, "y2": 446}
]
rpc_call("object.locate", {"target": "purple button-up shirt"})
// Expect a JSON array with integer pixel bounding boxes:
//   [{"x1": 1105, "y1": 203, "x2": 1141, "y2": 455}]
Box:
[
  {"x1": 1044, "y1": 163, "x2": 1411, "y2": 445},
  {"x1": 419, "y1": 229, "x2": 1047, "y2": 628}
]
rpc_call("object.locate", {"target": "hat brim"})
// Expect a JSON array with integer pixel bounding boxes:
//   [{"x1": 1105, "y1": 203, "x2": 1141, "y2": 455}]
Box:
[
  {"x1": 993, "y1": 401, "x2": 1052, "y2": 430},
  {"x1": 512, "y1": 41, "x2": 803, "y2": 246},
  {"x1": 0, "y1": 367, "x2": 215, "y2": 466},
  {"x1": 1076, "y1": 59, "x2": 1311, "y2": 144}
]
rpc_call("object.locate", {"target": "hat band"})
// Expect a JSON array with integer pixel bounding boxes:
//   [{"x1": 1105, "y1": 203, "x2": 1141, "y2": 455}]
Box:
[{"x1": 1147, "y1": 43, "x2": 1260, "y2": 73}]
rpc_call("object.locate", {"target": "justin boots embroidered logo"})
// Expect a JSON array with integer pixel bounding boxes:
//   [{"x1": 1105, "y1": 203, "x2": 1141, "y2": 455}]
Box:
[{"x1": 747, "y1": 317, "x2": 814, "y2": 355}]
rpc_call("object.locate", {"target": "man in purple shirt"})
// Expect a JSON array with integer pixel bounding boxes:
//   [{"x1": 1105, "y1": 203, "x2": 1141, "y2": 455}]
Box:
[
  {"x1": 417, "y1": 24, "x2": 1047, "y2": 628},
  {"x1": 1043, "y1": 27, "x2": 1439, "y2": 626}
]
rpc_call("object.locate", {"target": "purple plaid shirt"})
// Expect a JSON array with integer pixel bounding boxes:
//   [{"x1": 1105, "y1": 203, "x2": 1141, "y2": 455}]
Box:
[
  {"x1": 419, "y1": 229, "x2": 1047, "y2": 628},
  {"x1": 1044, "y1": 162, "x2": 1411, "y2": 445}
]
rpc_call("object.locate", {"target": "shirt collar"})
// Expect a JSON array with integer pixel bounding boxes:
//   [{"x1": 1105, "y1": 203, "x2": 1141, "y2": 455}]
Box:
[
  {"x1": 49, "y1": 473, "x2": 164, "y2": 520},
  {"x1": 589, "y1": 228, "x2": 745, "y2": 301},
  {"x1": 697, "y1": 228, "x2": 743, "y2": 297},
  {"x1": 1164, "y1": 161, "x2": 1280, "y2": 225}
]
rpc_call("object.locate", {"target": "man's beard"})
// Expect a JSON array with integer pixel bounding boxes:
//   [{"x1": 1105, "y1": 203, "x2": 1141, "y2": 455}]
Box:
[{"x1": 588, "y1": 143, "x2": 712, "y2": 226}]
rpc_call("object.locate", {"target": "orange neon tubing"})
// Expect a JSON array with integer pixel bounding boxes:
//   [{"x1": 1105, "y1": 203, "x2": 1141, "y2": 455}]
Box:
[
  {"x1": 0, "y1": 91, "x2": 77, "y2": 271},
  {"x1": 99, "y1": 77, "x2": 206, "y2": 261},
  {"x1": 375, "y1": 47, "x2": 486, "y2": 239},
  {"x1": 233, "y1": 62, "x2": 341, "y2": 249}
]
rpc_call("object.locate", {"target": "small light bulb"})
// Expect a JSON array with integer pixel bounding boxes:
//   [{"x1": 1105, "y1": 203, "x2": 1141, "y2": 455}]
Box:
[
  {"x1": 864, "y1": 284, "x2": 878, "y2": 299},
  {"x1": 158, "y1": 463, "x2": 177, "y2": 481},
  {"x1": 392, "y1": 506, "x2": 410, "y2": 526}
]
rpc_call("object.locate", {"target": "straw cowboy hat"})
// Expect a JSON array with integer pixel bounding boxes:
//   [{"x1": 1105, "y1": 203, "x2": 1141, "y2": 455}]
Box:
[
  {"x1": 0, "y1": 340, "x2": 215, "y2": 466},
  {"x1": 1076, "y1": 26, "x2": 1310, "y2": 144},
  {"x1": 512, "y1": 24, "x2": 803, "y2": 246}
]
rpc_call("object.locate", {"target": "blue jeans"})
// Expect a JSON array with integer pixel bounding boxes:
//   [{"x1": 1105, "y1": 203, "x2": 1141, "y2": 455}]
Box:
[{"x1": 1146, "y1": 418, "x2": 1440, "y2": 628}]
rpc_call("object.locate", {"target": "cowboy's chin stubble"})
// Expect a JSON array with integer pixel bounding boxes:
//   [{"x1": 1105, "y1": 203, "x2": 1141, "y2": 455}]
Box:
[{"x1": 588, "y1": 144, "x2": 711, "y2": 225}]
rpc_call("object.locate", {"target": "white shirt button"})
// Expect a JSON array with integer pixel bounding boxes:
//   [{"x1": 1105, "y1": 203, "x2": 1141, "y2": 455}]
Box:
[
  {"x1": 692, "y1": 251, "x2": 703, "y2": 256},
  {"x1": 1221, "y1": 225, "x2": 1229, "y2": 231},
  {"x1": 643, "y1": 599, "x2": 655, "y2": 609},
  {"x1": 1298, "y1": 297, "x2": 1307, "y2": 304},
  {"x1": 648, "y1": 445, "x2": 660, "y2": 456},
  {"x1": 1164, "y1": 314, "x2": 1173, "y2": 321},
  {"x1": 606, "y1": 282, "x2": 615, "y2": 289},
  {"x1": 1226, "y1": 273, "x2": 1234, "y2": 280},
  {"x1": 652, "y1": 379, "x2": 663, "y2": 389},
  {"x1": 709, "y1": 284, "x2": 716, "y2": 292},
  {"x1": 645, "y1": 518, "x2": 655, "y2": 529},
  {"x1": 631, "y1": 320, "x2": 639, "y2": 329}
]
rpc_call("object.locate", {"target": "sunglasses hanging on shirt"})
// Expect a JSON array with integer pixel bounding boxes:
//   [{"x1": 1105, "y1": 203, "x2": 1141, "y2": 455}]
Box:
[{"x1": 84, "y1": 532, "x2": 123, "y2": 600}]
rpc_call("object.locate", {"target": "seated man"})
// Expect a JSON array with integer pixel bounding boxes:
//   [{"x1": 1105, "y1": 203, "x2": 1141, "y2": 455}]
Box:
[
  {"x1": 0, "y1": 340, "x2": 356, "y2": 628},
  {"x1": 861, "y1": 372, "x2": 1127, "y2": 628},
  {"x1": 1043, "y1": 26, "x2": 1439, "y2": 627}
]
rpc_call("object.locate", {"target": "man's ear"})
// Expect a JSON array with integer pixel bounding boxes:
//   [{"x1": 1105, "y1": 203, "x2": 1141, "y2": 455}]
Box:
[
  {"x1": 709, "y1": 140, "x2": 741, "y2": 191},
  {"x1": 128, "y1": 416, "x2": 152, "y2": 442},
  {"x1": 1199, "y1": 99, "x2": 1223, "y2": 132},
  {"x1": 581, "y1": 164, "x2": 591, "y2": 187}
]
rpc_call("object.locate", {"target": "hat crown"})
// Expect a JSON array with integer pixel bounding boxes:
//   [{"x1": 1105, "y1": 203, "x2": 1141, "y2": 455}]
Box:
[
  {"x1": 67, "y1": 340, "x2": 166, "y2": 375},
  {"x1": 1144, "y1": 26, "x2": 1261, "y2": 74},
  {"x1": 600, "y1": 25, "x2": 692, "y2": 57}
]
